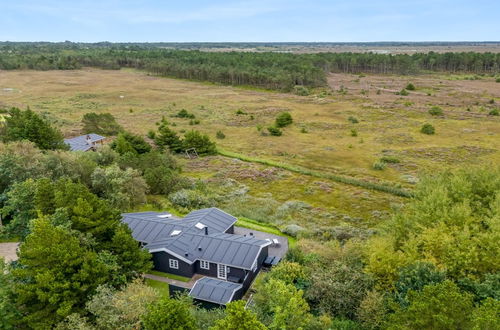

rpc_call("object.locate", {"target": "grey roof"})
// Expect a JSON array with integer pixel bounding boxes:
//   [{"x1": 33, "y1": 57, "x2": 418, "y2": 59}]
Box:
[
  {"x1": 121, "y1": 208, "x2": 264, "y2": 269},
  {"x1": 64, "y1": 133, "x2": 106, "y2": 151},
  {"x1": 121, "y1": 208, "x2": 237, "y2": 244},
  {"x1": 121, "y1": 212, "x2": 184, "y2": 243},
  {"x1": 182, "y1": 208, "x2": 236, "y2": 234},
  {"x1": 189, "y1": 277, "x2": 242, "y2": 305},
  {"x1": 145, "y1": 231, "x2": 270, "y2": 270}
]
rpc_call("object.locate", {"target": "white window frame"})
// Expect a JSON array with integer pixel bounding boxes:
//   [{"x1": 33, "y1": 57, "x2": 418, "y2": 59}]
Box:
[
  {"x1": 169, "y1": 259, "x2": 179, "y2": 269},
  {"x1": 200, "y1": 260, "x2": 210, "y2": 270},
  {"x1": 217, "y1": 264, "x2": 228, "y2": 280}
]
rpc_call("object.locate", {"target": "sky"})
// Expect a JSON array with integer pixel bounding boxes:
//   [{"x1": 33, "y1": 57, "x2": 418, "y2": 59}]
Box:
[{"x1": 1, "y1": 0, "x2": 499, "y2": 42}]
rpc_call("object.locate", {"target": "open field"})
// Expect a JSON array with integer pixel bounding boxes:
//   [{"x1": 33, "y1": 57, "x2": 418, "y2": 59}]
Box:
[{"x1": 1, "y1": 68, "x2": 499, "y2": 228}]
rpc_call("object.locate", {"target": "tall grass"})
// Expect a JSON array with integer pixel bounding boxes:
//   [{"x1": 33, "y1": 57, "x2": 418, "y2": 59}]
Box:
[{"x1": 218, "y1": 149, "x2": 413, "y2": 198}]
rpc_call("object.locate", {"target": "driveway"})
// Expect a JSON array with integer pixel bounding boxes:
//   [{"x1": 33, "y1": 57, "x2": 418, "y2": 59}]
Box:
[
  {"x1": 0, "y1": 242, "x2": 19, "y2": 262},
  {"x1": 234, "y1": 226, "x2": 289, "y2": 259}
]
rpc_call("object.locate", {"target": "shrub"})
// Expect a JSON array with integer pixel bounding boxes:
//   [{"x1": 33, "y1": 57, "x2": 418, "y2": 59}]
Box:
[
  {"x1": 154, "y1": 119, "x2": 183, "y2": 153},
  {"x1": 350, "y1": 129, "x2": 358, "y2": 137},
  {"x1": 176, "y1": 109, "x2": 195, "y2": 119},
  {"x1": 169, "y1": 189, "x2": 214, "y2": 209},
  {"x1": 293, "y1": 85, "x2": 310, "y2": 96},
  {"x1": 147, "y1": 130, "x2": 156, "y2": 139},
  {"x1": 282, "y1": 224, "x2": 306, "y2": 237},
  {"x1": 405, "y1": 83, "x2": 416, "y2": 91},
  {"x1": 300, "y1": 127, "x2": 308, "y2": 133},
  {"x1": 496, "y1": 78, "x2": 500, "y2": 83},
  {"x1": 267, "y1": 126, "x2": 282, "y2": 136},
  {"x1": 380, "y1": 156, "x2": 400, "y2": 164},
  {"x1": 235, "y1": 109, "x2": 246, "y2": 115},
  {"x1": 372, "y1": 161, "x2": 386, "y2": 170},
  {"x1": 183, "y1": 130, "x2": 217, "y2": 155},
  {"x1": 348, "y1": 116, "x2": 359, "y2": 124},
  {"x1": 82, "y1": 112, "x2": 123, "y2": 136},
  {"x1": 110, "y1": 132, "x2": 151, "y2": 155},
  {"x1": 215, "y1": 130, "x2": 225, "y2": 139},
  {"x1": 3, "y1": 107, "x2": 68, "y2": 150},
  {"x1": 420, "y1": 123, "x2": 435, "y2": 135},
  {"x1": 397, "y1": 89, "x2": 409, "y2": 96},
  {"x1": 488, "y1": 99, "x2": 495, "y2": 104},
  {"x1": 489, "y1": 109, "x2": 499, "y2": 116},
  {"x1": 428, "y1": 106, "x2": 443, "y2": 116},
  {"x1": 275, "y1": 112, "x2": 293, "y2": 128}
]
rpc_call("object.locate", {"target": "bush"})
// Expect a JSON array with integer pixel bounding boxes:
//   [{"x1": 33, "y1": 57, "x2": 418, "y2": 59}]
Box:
[
  {"x1": 235, "y1": 109, "x2": 246, "y2": 115},
  {"x1": 372, "y1": 161, "x2": 386, "y2": 170},
  {"x1": 489, "y1": 109, "x2": 499, "y2": 116},
  {"x1": 267, "y1": 126, "x2": 282, "y2": 136},
  {"x1": 380, "y1": 156, "x2": 400, "y2": 164},
  {"x1": 293, "y1": 85, "x2": 310, "y2": 96},
  {"x1": 183, "y1": 130, "x2": 217, "y2": 155},
  {"x1": 215, "y1": 130, "x2": 225, "y2": 139},
  {"x1": 428, "y1": 106, "x2": 444, "y2": 116},
  {"x1": 405, "y1": 83, "x2": 416, "y2": 91},
  {"x1": 300, "y1": 127, "x2": 308, "y2": 133},
  {"x1": 147, "y1": 130, "x2": 156, "y2": 139},
  {"x1": 348, "y1": 116, "x2": 359, "y2": 124},
  {"x1": 397, "y1": 89, "x2": 409, "y2": 96},
  {"x1": 275, "y1": 112, "x2": 293, "y2": 128},
  {"x1": 169, "y1": 189, "x2": 214, "y2": 209},
  {"x1": 350, "y1": 129, "x2": 358, "y2": 137},
  {"x1": 3, "y1": 107, "x2": 68, "y2": 150},
  {"x1": 420, "y1": 123, "x2": 435, "y2": 135},
  {"x1": 82, "y1": 112, "x2": 123, "y2": 136},
  {"x1": 176, "y1": 109, "x2": 195, "y2": 119},
  {"x1": 110, "y1": 132, "x2": 151, "y2": 155},
  {"x1": 282, "y1": 224, "x2": 306, "y2": 237},
  {"x1": 496, "y1": 78, "x2": 500, "y2": 83}
]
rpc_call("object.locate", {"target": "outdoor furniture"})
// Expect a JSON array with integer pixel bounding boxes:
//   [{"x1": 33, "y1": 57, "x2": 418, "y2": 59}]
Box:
[{"x1": 272, "y1": 238, "x2": 280, "y2": 246}]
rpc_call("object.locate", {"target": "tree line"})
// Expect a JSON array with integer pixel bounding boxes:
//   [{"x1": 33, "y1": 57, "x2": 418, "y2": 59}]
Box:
[{"x1": 1, "y1": 43, "x2": 499, "y2": 91}]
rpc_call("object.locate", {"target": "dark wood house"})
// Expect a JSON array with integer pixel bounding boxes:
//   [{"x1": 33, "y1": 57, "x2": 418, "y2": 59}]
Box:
[{"x1": 122, "y1": 208, "x2": 271, "y2": 305}]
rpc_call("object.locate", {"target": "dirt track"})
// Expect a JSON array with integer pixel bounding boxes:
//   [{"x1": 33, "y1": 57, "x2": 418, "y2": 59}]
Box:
[{"x1": 0, "y1": 242, "x2": 19, "y2": 262}]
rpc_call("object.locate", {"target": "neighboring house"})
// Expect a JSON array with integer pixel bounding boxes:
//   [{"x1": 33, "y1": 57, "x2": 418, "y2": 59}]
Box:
[
  {"x1": 122, "y1": 208, "x2": 271, "y2": 306},
  {"x1": 64, "y1": 133, "x2": 106, "y2": 151}
]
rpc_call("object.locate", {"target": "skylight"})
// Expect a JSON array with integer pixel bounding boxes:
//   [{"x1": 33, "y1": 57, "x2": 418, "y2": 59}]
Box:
[
  {"x1": 157, "y1": 213, "x2": 172, "y2": 218},
  {"x1": 170, "y1": 230, "x2": 182, "y2": 236},
  {"x1": 195, "y1": 222, "x2": 206, "y2": 230}
]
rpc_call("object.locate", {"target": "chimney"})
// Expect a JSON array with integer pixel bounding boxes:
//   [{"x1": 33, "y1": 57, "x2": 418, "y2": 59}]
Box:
[
  {"x1": 86, "y1": 135, "x2": 92, "y2": 145},
  {"x1": 198, "y1": 246, "x2": 202, "y2": 251},
  {"x1": 204, "y1": 227, "x2": 208, "y2": 236}
]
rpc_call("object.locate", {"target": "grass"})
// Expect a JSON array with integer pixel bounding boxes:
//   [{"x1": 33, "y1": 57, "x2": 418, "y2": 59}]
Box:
[
  {"x1": 0, "y1": 237, "x2": 20, "y2": 243},
  {"x1": 218, "y1": 149, "x2": 413, "y2": 198},
  {"x1": 236, "y1": 216, "x2": 297, "y2": 247},
  {"x1": 149, "y1": 270, "x2": 191, "y2": 282},
  {"x1": 145, "y1": 278, "x2": 170, "y2": 297},
  {"x1": 2, "y1": 69, "x2": 499, "y2": 229}
]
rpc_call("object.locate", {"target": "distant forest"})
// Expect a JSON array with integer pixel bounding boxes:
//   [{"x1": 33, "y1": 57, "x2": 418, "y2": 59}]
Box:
[{"x1": 1, "y1": 42, "x2": 499, "y2": 91}]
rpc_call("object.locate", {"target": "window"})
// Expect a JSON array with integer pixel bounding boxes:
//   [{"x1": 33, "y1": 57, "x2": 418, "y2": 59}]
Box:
[
  {"x1": 169, "y1": 259, "x2": 179, "y2": 269},
  {"x1": 200, "y1": 260, "x2": 210, "y2": 270},
  {"x1": 217, "y1": 264, "x2": 228, "y2": 280}
]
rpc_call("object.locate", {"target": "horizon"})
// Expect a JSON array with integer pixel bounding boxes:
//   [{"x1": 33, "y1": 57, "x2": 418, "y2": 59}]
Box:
[{"x1": 2, "y1": 1, "x2": 499, "y2": 42}]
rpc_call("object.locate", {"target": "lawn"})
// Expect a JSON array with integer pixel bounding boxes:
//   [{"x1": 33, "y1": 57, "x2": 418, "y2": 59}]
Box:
[
  {"x1": 145, "y1": 278, "x2": 170, "y2": 297},
  {"x1": 149, "y1": 270, "x2": 191, "y2": 282}
]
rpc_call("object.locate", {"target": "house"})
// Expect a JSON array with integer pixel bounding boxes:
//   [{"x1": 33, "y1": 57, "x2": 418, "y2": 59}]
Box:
[
  {"x1": 64, "y1": 133, "x2": 106, "y2": 151},
  {"x1": 121, "y1": 208, "x2": 271, "y2": 306}
]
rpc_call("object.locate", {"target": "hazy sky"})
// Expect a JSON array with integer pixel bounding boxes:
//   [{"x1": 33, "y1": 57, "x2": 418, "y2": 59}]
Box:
[{"x1": 1, "y1": 0, "x2": 499, "y2": 42}]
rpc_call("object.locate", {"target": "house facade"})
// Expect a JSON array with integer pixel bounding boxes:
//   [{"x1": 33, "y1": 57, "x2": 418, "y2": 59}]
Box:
[{"x1": 121, "y1": 208, "x2": 271, "y2": 305}]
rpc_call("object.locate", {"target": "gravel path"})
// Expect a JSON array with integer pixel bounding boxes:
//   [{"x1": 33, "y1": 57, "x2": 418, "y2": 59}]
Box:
[{"x1": 0, "y1": 242, "x2": 19, "y2": 262}]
